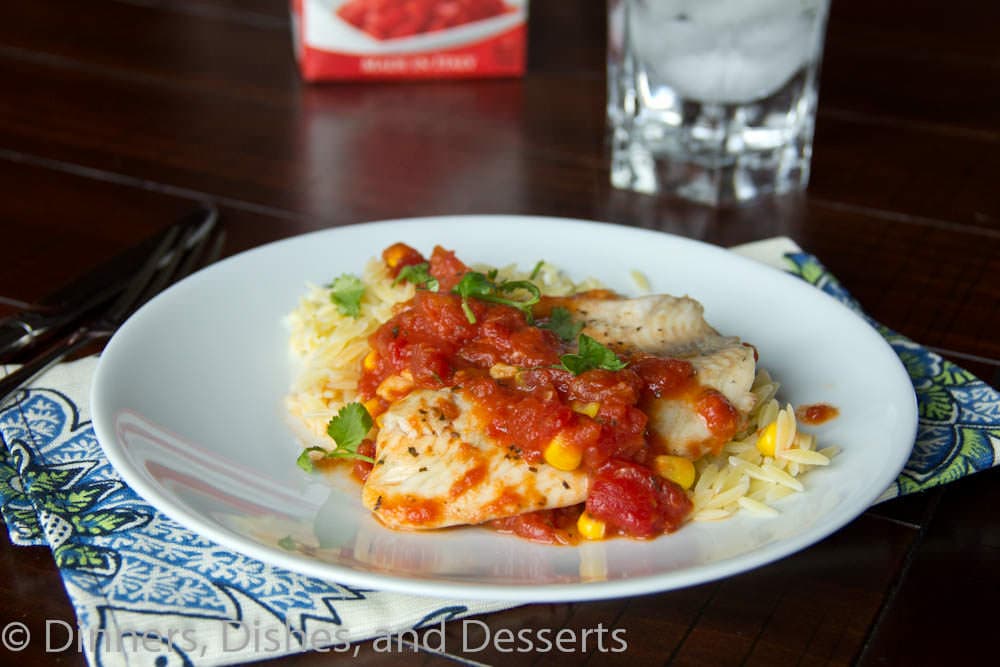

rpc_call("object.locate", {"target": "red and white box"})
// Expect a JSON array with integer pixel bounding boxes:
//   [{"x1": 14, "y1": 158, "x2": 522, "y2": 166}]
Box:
[{"x1": 291, "y1": 0, "x2": 528, "y2": 81}]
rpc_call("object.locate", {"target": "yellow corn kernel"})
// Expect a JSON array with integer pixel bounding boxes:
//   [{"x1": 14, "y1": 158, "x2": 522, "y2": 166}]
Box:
[
  {"x1": 653, "y1": 455, "x2": 696, "y2": 490},
  {"x1": 577, "y1": 512, "x2": 606, "y2": 540},
  {"x1": 362, "y1": 398, "x2": 386, "y2": 429},
  {"x1": 571, "y1": 401, "x2": 600, "y2": 419},
  {"x1": 756, "y1": 421, "x2": 778, "y2": 457},
  {"x1": 543, "y1": 433, "x2": 582, "y2": 471},
  {"x1": 363, "y1": 350, "x2": 377, "y2": 372},
  {"x1": 384, "y1": 244, "x2": 409, "y2": 269},
  {"x1": 376, "y1": 371, "x2": 414, "y2": 402},
  {"x1": 362, "y1": 397, "x2": 383, "y2": 418}
]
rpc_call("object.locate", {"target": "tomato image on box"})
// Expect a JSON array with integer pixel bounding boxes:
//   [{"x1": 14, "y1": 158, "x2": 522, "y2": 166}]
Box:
[{"x1": 291, "y1": 0, "x2": 529, "y2": 81}]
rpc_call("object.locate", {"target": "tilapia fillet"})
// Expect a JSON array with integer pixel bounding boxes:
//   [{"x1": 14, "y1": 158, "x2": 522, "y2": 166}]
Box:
[
  {"x1": 362, "y1": 389, "x2": 589, "y2": 530},
  {"x1": 558, "y1": 293, "x2": 719, "y2": 354},
  {"x1": 362, "y1": 294, "x2": 759, "y2": 529},
  {"x1": 558, "y1": 294, "x2": 758, "y2": 458}
]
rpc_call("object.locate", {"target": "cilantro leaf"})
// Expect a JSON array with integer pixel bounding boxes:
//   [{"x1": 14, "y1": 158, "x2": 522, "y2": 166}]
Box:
[
  {"x1": 296, "y1": 402, "x2": 375, "y2": 472},
  {"x1": 296, "y1": 446, "x2": 327, "y2": 472},
  {"x1": 327, "y1": 402, "x2": 374, "y2": 453},
  {"x1": 452, "y1": 272, "x2": 494, "y2": 322},
  {"x1": 454, "y1": 271, "x2": 494, "y2": 298},
  {"x1": 540, "y1": 306, "x2": 583, "y2": 342},
  {"x1": 329, "y1": 274, "x2": 365, "y2": 318},
  {"x1": 558, "y1": 334, "x2": 628, "y2": 375},
  {"x1": 452, "y1": 271, "x2": 541, "y2": 324},
  {"x1": 394, "y1": 262, "x2": 439, "y2": 292}
]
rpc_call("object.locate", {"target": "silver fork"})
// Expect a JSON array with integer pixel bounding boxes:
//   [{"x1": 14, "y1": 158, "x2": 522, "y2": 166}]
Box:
[
  {"x1": 0, "y1": 209, "x2": 223, "y2": 407},
  {"x1": 0, "y1": 207, "x2": 221, "y2": 360}
]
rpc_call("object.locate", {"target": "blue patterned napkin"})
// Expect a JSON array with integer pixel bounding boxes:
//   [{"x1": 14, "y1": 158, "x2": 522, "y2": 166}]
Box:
[
  {"x1": 2, "y1": 238, "x2": 997, "y2": 666},
  {"x1": 0, "y1": 358, "x2": 511, "y2": 666},
  {"x1": 738, "y1": 237, "x2": 999, "y2": 499},
  {"x1": 779, "y1": 254, "x2": 999, "y2": 499}
]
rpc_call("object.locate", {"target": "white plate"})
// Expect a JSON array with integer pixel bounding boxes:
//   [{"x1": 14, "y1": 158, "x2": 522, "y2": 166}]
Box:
[{"x1": 92, "y1": 216, "x2": 917, "y2": 602}]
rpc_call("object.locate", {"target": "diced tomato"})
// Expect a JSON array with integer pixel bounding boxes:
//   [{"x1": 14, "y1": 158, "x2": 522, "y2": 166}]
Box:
[
  {"x1": 336, "y1": 0, "x2": 508, "y2": 41},
  {"x1": 337, "y1": 0, "x2": 368, "y2": 26},
  {"x1": 351, "y1": 439, "x2": 377, "y2": 482},
  {"x1": 585, "y1": 459, "x2": 692, "y2": 538},
  {"x1": 381, "y1": 242, "x2": 425, "y2": 278},
  {"x1": 410, "y1": 290, "x2": 477, "y2": 341},
  {"x1": 360, "y1": 242, "x2": 704, "y2": 542},
  {"x1": 360, "y1": 290, "x2": 474, "y2": 395},
  {"x1": 427, "y1": 245, "x2": 469, "y2": 291},
  {"x1": 460, "y1": 372, "x2": 574, "y2": 462}
]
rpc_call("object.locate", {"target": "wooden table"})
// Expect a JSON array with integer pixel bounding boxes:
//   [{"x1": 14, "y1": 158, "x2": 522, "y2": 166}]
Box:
[{"x1": 2, "y1": 1, "x2": 998, "y2": 664}]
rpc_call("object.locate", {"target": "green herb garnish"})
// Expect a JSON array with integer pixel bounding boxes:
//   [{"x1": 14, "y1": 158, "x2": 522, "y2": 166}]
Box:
[
  {"x1": 451, "y1": 271, "x2": 541, "y2": 324},
  {"x1": 296, "y1": 402, "x2": 375, "y2": 472},
  {"x1": 329, "y1": 274, "x2": 365, "y2": 318},
  {"x1": 393, "y1": 262, "x2": 439, "y2": 292},
  {"x1": 529, "y1": 260, "x2": 545, "y2": 281},
  {"x1": 277, "y1": 535, "x2": 297, "y2": 551},
  {"x1": 557, "y1": 334, "x2": 628, "y2": 375},
  {"x1": 540, "y1": 306, "x2": 583, "y2": 342},
  {"x1": 295, "y1": 447, "x2": 325, "y2": 472},
  {"x1": 327, "y1": 402, "x2": 374, "y2": 453}
]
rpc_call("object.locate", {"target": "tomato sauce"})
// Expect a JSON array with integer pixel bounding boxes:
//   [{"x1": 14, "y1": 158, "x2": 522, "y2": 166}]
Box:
[
  {"x1": 350, "y1": 439, "x2": 377, "y2": 482},
  {"x1": 632, "y1": 356, "x2": 696, "y2": 399},
  {"x1": 489, "y1": 507, "x2": 581, "y2": 546},
  {"x1": 448, "y1": 463, "x2": 488, "y2": 499},
  {"x1": 695, "y1": 389, "x2": 740, "y2": 451},
  {"x1": 378, "y1": 495, "x2": 443, "y2": 525},
  {"x1": 796, "y1": 403, "x2": 840, "y2": 425},
  {"x1": 359, "y1": 243, "x2": 743, "y2": 542},
  {"x1": 633, "y1": 356, "x2": 739, "y2": 457}
]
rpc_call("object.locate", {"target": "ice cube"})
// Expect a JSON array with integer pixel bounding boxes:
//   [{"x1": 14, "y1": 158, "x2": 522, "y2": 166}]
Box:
[{"x1": 630, "y1": 0, "x2": 827, "y2": 103}]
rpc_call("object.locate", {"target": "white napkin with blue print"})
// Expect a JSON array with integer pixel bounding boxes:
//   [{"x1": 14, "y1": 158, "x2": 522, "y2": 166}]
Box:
[{"x1": 0, "y1": 358, "x2": 512, "y2": 666}]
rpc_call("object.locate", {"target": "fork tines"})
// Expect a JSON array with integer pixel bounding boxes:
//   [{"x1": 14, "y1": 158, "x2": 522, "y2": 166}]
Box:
[
  {"x1": 103, "y1": 207, "x2": 220, "y2": 330},
  {"x1": 0, "y1": 206, "x2": 222, "y2": 407}
]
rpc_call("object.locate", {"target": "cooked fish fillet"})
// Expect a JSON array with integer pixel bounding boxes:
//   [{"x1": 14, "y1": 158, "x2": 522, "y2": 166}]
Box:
[
  {"x1": 555, "y1": 295, "x2": 757, "y2": 458},
  {"x1": 562, "y1": 294, "x2": 719, "y2": 354},
  {"x1": 647, "y1": 338, "x2": 757, "y2": 458},
  {"x1": 363, "y1": 389, "x2": 589, "y2": 530},
  {"x1": 687, "y1": 341, "x2": 757, "y2": 413},
  {"x1": 646, "y1": 399, "x2": 715, "y2": 458}
]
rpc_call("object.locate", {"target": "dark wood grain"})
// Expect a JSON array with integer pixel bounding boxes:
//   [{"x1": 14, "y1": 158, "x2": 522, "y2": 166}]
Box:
[
  {"x1": 438, "y1": 514, "x2": 917, "y2": 667},
  {"x1": 1, "y1": 0, "x2": 998, "y2": 666},
  {"x1": 2, "y1": 2, "x2": 998, "y2": 233},
  {"x1": 824, "y1": 1, "x2": 1000, "y2": 137},
  {"x1": 858, "y1": 468, "x2": 1000, "y2": 664},
  {"x1": 0, "y1": 529, "x2": 80, "y2": 665}
]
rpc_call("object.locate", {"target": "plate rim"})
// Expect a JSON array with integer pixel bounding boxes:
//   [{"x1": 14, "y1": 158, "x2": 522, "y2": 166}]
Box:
[{"x1": 91, "y1": 214, "x2": 918, "y2": 602}]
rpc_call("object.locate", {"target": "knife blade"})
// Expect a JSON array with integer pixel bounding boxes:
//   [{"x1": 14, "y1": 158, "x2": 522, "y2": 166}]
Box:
[{"x1": 0, "y1": 206, "x2": 218, "y2": 361}]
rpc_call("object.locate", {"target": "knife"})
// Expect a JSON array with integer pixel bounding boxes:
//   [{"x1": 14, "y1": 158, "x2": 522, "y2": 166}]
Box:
[{"x1": 0, "y1": 206, "x2": 218, "y2": 361}]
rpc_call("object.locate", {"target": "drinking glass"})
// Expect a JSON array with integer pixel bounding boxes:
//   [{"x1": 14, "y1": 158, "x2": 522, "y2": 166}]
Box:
[{"x1": 608, "y1": 0, "x2": 831, "y2": 205}]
